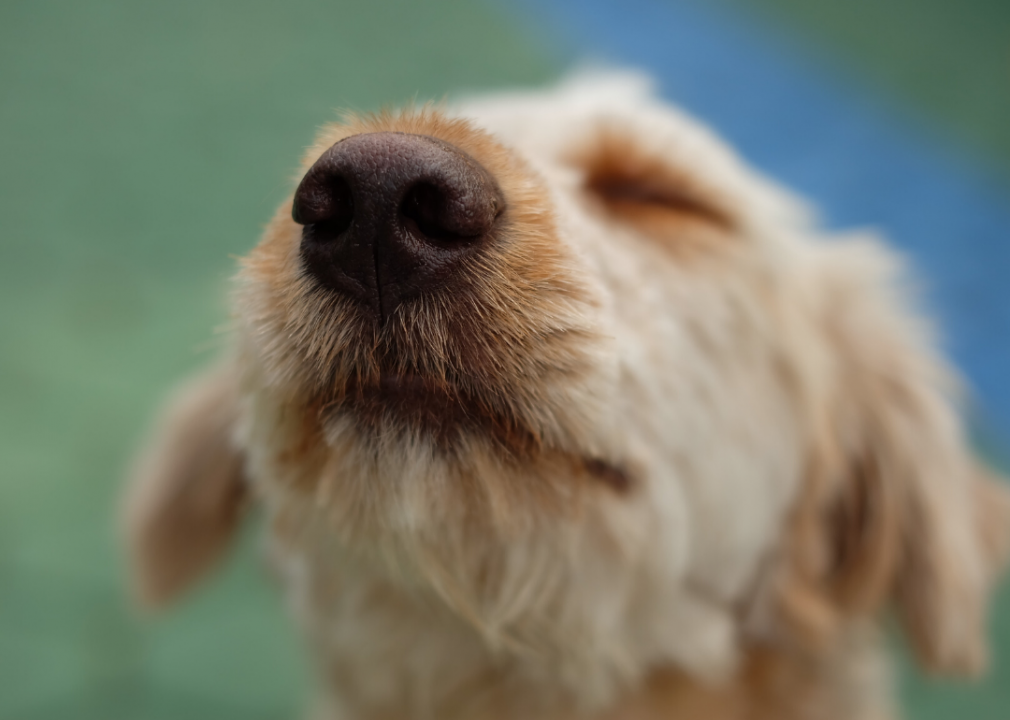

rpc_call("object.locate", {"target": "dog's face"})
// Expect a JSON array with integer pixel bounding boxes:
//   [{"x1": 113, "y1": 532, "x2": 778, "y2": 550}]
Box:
[
  {"x1": 234, "y1": 79, "x2": 768, "y2": 500},
  {"x1": 128, "y1": 76, "x2": 1009, "y2": 712},
  {"x1": 236, "y1": 111, "x2": 609, "y2": 458}
]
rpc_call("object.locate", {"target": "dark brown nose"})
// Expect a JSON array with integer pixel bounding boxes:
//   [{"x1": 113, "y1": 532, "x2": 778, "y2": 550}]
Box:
[{"x1": 292, "y1": 132, "x2": 503, "y2": 322}]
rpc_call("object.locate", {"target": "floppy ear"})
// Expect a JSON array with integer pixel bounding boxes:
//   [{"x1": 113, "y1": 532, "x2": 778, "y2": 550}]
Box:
[
  {"x1": 780, "y1": 238, "x2": 1010, "y2": 675},
  {"x1": 122, "y1": 360, "x2": 249, "y2": 609}
]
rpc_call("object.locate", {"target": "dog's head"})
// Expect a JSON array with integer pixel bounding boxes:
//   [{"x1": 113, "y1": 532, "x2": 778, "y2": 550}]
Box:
[{"x1": 132, "y1": 75, "x2": 1010, "y2": 694}]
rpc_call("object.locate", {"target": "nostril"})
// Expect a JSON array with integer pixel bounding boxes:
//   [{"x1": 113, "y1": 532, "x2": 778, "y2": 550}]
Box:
[
  {"x1": 292, "y1": 174, "x2": 354, "y2": 235},
  {"x1": 401, "y1": 182, "x2": 467, "y2": 244},
  {"x1": 401, "y1": 178, "x2": 499, "y2": 245}
]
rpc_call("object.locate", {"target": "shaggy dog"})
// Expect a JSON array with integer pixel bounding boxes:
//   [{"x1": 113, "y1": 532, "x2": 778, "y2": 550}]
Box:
[{"x1": 124, "y1": 74, "x2": 1010, "y2": 720}]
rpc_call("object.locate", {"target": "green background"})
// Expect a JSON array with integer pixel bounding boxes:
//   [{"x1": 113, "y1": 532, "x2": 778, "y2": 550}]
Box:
[{"x1": 1, "y1": 1, "x2": 1007, "y2": 718}]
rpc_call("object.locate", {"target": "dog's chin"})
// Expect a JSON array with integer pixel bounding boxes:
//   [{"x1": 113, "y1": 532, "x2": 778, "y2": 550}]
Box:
[
  {"x1": 344, "y1": 373, "x2": 465, "y2": 434},
  {"x1": 338, "y1": 372, "x2": 537, "y2": 454}
]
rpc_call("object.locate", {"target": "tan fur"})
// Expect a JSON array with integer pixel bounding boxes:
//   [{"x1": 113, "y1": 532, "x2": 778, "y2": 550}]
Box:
[
  {"x1": 123, "y1": 360, "x2": 247, "y2": 607},
  {"x1": 123, "y1": 73, "x2": 1010, "y2": 719}
]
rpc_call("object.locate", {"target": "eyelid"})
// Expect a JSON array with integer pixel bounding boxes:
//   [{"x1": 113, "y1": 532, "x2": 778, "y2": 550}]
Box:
[
  {"x1": 586, "y1": 174, "x2": 732, "y2": 228},
  {"x1": 566, "y1": 126, "x2": 734, "y2": 230}
]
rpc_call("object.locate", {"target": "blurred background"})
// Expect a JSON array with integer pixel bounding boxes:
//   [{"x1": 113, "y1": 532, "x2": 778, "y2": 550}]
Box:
[{"x1": 1, "y1": 0, "x2": 1008, "y2": 718}]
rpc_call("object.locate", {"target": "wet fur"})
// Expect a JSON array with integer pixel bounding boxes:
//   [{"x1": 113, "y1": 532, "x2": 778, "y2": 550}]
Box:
[{"x1": 124, "y1": 74, "x2": 1010, "y2": 719}]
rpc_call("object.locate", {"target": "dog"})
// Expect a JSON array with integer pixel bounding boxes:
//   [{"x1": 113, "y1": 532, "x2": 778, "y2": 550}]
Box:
[{"x1": 124, "y1": 74, "x2": 1010, "y2": 720}]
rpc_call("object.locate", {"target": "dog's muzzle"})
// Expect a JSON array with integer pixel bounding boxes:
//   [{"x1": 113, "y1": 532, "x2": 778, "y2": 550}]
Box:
[{"x1": 292, "y1": 132, "x2": 504, "y2": 323}]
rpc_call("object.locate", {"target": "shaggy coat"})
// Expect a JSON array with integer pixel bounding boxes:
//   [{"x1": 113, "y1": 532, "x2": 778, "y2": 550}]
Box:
[{"x1": 124, "y1": 75, "x2": 1010, "y2": 720}]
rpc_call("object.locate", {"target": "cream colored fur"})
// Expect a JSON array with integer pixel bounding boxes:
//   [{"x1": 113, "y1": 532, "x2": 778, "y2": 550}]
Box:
[{"x1": 124, "y1": 73, "x2": 1010, "y2": 720}]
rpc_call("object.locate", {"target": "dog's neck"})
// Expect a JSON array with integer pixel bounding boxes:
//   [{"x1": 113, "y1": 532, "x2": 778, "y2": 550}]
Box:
[{"x1": 263, "y1": 495, "x2": 891, "y2": 720}]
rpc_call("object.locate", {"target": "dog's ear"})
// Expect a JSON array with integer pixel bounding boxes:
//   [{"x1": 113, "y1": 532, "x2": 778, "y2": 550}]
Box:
[
  {"x1": 779, "y1": 239, "x2": 1010, "y2": 675},
  {"x1": 122, "y1": 361, "x2": 248, "y2": 609}
]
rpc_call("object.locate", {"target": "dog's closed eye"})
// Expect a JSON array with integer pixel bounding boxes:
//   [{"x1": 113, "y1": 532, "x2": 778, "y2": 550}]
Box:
[{"x1": 571, "y1": 125, "x2": 733, "y2": 238}]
